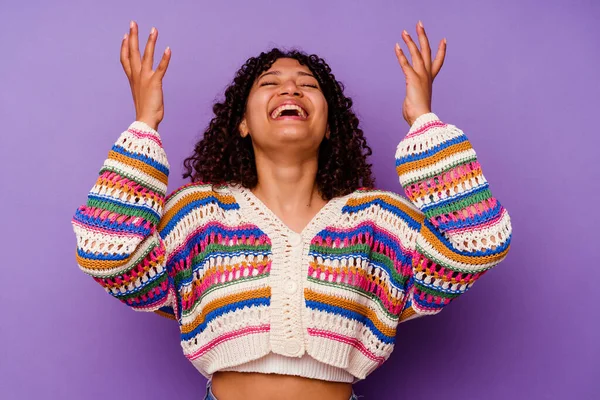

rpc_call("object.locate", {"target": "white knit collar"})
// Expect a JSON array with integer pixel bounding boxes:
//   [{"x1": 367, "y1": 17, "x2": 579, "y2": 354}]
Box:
[{"x1": 227, "y1": 184, "x2": 353, "y2": 240}]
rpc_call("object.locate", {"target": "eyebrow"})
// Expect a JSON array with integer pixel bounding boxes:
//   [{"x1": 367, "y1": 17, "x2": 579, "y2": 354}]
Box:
[{"x1": 257, "y1": 70, "x2": 316, "y2": 80}]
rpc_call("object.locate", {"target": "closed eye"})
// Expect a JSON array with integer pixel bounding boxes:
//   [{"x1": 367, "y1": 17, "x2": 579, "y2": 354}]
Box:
[{"x1": 259, "y1": 81, "x2": 319, "y2": 88}]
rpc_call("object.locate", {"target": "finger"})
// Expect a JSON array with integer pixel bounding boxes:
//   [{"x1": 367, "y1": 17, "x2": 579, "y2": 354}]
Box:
[
  {"x1": 416, "y1": 21, "x2": 432, "y2": 74},
  {"x1": 431, "y1": 38, "x2": 447, "y2": 80},
  {"x1": 128, "y1": 21, "x2": 141, "y2": 75},
  {"x1": 120, "y1": 34, "x2": 132, "y2": 79},
  {"x1": 155, "y1": 47, "x2": 172, "y2": 80},
  {"x1": 395, "y1": 43, "x2": 417, "y2": 80},
  {"x1": 142, "y1": 27, "x2": 157, "y2": 72},
  {"x1": 402, "y1": 30, "x2": 425, "y2": 73}
]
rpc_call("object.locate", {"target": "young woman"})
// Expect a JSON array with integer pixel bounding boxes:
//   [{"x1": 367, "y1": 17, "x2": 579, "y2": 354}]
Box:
[{"x1": 71, "y1": 20, "x2": 512, "y2": 400}]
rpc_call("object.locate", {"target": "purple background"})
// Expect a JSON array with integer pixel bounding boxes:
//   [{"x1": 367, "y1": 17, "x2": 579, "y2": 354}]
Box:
[{"x1": 1, "y1": 0, "x2": 598, "y2": 399}]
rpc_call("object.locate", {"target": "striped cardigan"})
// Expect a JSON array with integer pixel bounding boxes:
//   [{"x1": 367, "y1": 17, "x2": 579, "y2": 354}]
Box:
[{"x1": 71, "y1": 112, "x2": 512, "y2": 382}]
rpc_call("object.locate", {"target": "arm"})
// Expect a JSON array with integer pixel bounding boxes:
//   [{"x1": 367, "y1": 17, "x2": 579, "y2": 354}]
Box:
[
  {"x1": 71, "y1": 121, "x2": 177, "y2": 319},
  {"x1": 395, "y1": 112, "x2": 512, "y2": 322}
]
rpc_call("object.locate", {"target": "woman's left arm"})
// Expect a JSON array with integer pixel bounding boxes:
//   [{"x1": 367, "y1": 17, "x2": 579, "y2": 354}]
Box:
[{"x1": 393, "y1": 22, "x2": 513, "y2": 322}]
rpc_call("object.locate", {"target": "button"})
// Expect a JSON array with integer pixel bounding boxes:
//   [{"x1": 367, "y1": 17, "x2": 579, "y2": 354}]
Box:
[
  {"x1": 289, "y1": 233, "x2": 303, "y2": 247},
  {"x1": 285, "y1": 341, "x2": 301, "y2": 355},
  {"x1": 284, "y1": 280, "x2": 298, "y2": 294}
]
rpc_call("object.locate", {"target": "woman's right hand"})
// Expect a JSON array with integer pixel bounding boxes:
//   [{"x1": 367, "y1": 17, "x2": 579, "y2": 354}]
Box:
[{"x1": 121, "y1": 21, "x2": 171, "y2": 131}]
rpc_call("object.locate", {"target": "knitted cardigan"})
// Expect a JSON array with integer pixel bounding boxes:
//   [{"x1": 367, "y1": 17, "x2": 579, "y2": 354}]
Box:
[{"x1": 71, "y1": 112, "x2": 512, "y2": 383}]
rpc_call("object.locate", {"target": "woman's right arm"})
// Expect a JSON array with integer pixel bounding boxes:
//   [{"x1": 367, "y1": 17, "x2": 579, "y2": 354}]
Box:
[
  {"x1": 71, "y1": 121, "x2": 177, "y2": 317},
  {"x1": 71, "y1": 22, "x2": 178, "y2": 319}
]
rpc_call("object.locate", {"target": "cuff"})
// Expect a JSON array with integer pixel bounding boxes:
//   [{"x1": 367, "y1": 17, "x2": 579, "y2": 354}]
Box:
[
  {"x1": 129, "y1": 120, "x2": 162, "y2": 139},
  {"x1": 408, "y1": 112, "x2": 441, "y2": 135}
]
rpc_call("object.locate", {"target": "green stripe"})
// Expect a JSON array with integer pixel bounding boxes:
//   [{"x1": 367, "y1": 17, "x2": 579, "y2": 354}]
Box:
[
  {"x1": 413, "y1": 280, "x2": 463, "y2": 299},
  {"x1": 415, "y1": 242, "x2": 493, "y2": 274},
  {"x1": 309, "y1": 243, "x2": 371, "y2": 255},
  {"x1": 114, "y1": 271, "x2": 168, "y2": 301},
  {"x1": 86, "y1": 197, "x2": 160, "y2": 226},
  {"x1": 424, "y1": 188, "x2": 492, "y2": 219},
  {"x1": 181, "y1": 274, "x2": 270, "y2": 317},
  {"x1": 400, "y1": 155, "x2": 477, "y2": 186},
  {"x1": 307, "y1": 276, "x2": 399, "y2": 321},
  {"x1": 99, "y1": 165, "x2": 166, "y2": 196}
]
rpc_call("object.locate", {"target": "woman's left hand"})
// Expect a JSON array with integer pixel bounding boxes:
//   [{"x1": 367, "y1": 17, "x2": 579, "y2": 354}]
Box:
[{"x1": 395, "y1": 20, "x2": 447, "y2": 127}]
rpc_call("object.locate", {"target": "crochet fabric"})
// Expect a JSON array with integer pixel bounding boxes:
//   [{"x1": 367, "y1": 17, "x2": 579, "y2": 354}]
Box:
[{"x1": 71, "y1": 112, "x2": 512, "y2": 382}]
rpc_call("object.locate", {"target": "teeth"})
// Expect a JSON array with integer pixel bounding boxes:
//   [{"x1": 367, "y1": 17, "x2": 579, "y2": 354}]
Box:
[{"x1": 271, "y1": 104, "x2": 307, "y2": 119}]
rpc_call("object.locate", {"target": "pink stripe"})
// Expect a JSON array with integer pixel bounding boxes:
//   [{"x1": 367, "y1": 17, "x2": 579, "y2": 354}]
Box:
[
  {"x1": 307, "y1": 328, "x2": 386, "y2": 365},
  {"x1": 406, "y1": 120, "x2": 446, "y2": 138},
  {"x1": 444, "y1": 207, "x2": 508, "y2": 235},
  {"x1": 72, "y1": 219, "x2": 146, "y2": 240},
  {"x1": 168, "y1": 221, "x2": 270, "y2": 264},
  {"x1": 128, "y1": 127, "x2": 163, "y2": 147},
  {"x1": 187, "y1": 324, "x2": 270, "y2": 361}
]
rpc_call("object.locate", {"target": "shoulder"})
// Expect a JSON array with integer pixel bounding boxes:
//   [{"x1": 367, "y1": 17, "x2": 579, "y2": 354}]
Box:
[
  {"x1": 342, "y1": 187, "x2": 424, "y2": 225},
  {"x1": 164, "y1": 181, "x2": 239, "y2": 212}
]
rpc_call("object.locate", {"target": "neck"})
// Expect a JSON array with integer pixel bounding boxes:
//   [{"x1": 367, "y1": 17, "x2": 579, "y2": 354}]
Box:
[{"x1": 251, "y1": 148, "x2": 324, "y2": 213}]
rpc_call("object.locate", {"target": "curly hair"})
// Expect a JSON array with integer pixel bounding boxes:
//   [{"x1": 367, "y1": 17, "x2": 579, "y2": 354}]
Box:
[{"x1": 182, "y1": 48, "x2": 375, "y2": 200}]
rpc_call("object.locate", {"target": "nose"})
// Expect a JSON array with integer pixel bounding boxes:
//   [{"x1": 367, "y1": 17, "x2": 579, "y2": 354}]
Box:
[{"x1": 279, "y1": 79, "x2": 303, "y2": 97}]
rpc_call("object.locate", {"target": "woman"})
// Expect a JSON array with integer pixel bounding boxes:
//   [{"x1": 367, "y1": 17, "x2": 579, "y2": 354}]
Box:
[{"x1": 71, "y1": 20, "x2": 512, "y2": 400}]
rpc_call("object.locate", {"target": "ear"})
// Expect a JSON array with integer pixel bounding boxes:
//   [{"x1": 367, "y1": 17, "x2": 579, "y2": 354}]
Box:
[{"x1": 239, "y1": 118, "x2": 249, "y2": 138}]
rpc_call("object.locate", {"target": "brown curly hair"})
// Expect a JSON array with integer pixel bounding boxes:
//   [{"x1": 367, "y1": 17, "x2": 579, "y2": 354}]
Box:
[{"x1": 182, "y1": 48, "x2": 375, "y2": 200}]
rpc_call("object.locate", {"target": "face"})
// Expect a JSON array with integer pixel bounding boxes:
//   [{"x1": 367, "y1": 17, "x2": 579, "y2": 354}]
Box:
[{"x1": 239, "y1": 57, "x2": 329, "y2": 154}]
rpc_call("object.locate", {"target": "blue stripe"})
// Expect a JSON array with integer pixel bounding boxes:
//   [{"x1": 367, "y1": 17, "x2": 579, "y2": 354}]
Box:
[
  {"x1": 180, "y1": 297, "x2": 270, "y2": 340},
  {"x1": 73, "y1": 207, "x2": 152, "y2": 237},
  {"x1": 395, "y1": 134, "x2": 468, "y2": 165},
  {"x1": 305, "y1": 301, "x2": 394, "y2": 344},
  {"x1": 313, "y1": 225, "x2": 413, "y2": 265},
  {"x1": 87, "y1": 194, "x2": 161, "y2": 222},
  {"x1": 307, "y1": 252, "x2": 406, "y2": 291},
  {"x1": 112, "y1": 143, "x2": 169, "y2": 176},
  {"x1": 342, "y1": 199, "x2": 422, "y2": 230},
  {"x1": 433, "y1": 199, "x2": 503, "y2": 232},
  {"x1": 421, "y1": 183, "x2": 490, "y2": 214},
  {"x1": 112, "y1": 269, "x2": 167, "y2": 297},
  {"x1": 167, "y1": 223, "x2": 270, "y2": 269},
  {"x1": 77, "y1": 247, "x2": 130, "y2": 262},
  {"x1": 159, "y1": 197, "x2": 240, "y2": 237},
  {"x1": 423, "y1": 216, "x2": 511, "y2": 258}
]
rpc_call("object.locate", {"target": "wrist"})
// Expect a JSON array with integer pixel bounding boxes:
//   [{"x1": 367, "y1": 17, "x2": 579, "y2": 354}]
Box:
[
  {"x1": 408, "y1": 110, "x2": 431, "y2": 127},
  {"x1": 136, "y1": 117, "x2": 159, "y2": 131}
]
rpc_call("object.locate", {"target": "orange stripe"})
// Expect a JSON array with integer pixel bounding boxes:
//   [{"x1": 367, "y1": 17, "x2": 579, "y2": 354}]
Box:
[
  {"x1": 420, "y1": 223, "x2": 510, "y2": 266},
  {"x1": 96, "y1": 174, "x2": 163, "y2": 206},
  {"x1": 405, "y1": 167, "x2": 484, "y2": 202},
  {"x1": 154, "y1": 309, "x2": 177, "y2": 320},
  {"x1": 108, "y1": 150, "x2": 168, "y2": 185},
  {"x1": 310, "y1": 261, "x2": 403, "y2": 308},
  {"x1": 399, "y1": 306, "x2": 417, "y2": 322},
  {"x1": 396, "y1": 140, "x2": 473, "y2": 176},
  {"x1": 304, "y1": 288, "x2": 396, "y2": 337},
  {"x1": 159, "y1": 189, "x2": 237, "y2": 231},
  {"x1": 181, "y1": 287, "x2": 270, "y2": 334},
  {"x1": 347, "y1": 194, "x2": 425, "y2": 222},
  {"x1": 75, "y1": 241, "x2": 162, "y2": 272}
]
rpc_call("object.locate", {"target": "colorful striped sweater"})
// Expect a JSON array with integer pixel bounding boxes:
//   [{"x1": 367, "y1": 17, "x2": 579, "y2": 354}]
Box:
[{"x1": 71, "y1": 112, "x2": 512, "y2": 383}]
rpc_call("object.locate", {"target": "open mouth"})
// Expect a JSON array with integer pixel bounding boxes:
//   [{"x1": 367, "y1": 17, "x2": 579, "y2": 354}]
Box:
[{"x1": 270, "y1": 104, "x2": 309, "y2": 120}]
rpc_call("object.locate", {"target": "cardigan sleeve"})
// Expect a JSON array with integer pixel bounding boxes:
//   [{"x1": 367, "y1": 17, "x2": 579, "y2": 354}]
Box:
[
  {"x1": 394, "y1": 112, "x2": 512, "y2": 322},
  {"x1": 70, "y1": 121, "x2": 178, "y2": 320}
]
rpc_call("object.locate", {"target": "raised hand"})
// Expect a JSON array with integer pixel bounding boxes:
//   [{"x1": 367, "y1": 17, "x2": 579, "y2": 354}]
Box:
[
  {"x1": 394, "y1": 20, "x2": 446, "y2": 127},
  {"x1": 121, "y1": 21, "x2": 171, "y2": 131}
]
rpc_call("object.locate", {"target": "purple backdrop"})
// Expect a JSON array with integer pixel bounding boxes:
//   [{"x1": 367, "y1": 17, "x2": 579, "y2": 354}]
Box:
[{"x1": 1, "y1": 0, "x2": 598, "y2": 399}]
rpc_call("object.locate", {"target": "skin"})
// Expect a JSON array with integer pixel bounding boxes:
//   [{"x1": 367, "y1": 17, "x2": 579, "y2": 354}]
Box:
[
  {"x1": 120, "y1": 19, "x2": 446, "y2": 400},
  {"x1": 238, "y1": 57, "x2": 330, "y2": 233}
]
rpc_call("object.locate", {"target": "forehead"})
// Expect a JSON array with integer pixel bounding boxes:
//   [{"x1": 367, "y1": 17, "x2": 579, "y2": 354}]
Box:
[{"x1": 264, "y1": 57, "x2": 312, "y2": 74}]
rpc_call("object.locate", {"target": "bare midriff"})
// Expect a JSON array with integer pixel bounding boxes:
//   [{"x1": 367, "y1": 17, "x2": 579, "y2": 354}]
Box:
[{"x1": 210, "y1": 371, "x2": 354, "y2": 400}]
